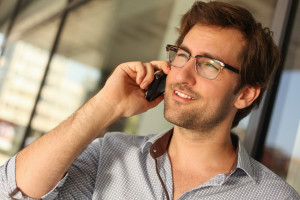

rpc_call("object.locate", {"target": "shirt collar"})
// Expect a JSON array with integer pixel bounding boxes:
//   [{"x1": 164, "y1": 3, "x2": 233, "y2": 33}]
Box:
[
  {"x1": 236, "y1": 137, "x2": 256, "y2": 181},
  {"x1": 141, "y1": 128, "x2": 256, "y2": 182},
  {"x1": 141, "y1": 128, "x2": 173, "y2": 155}
]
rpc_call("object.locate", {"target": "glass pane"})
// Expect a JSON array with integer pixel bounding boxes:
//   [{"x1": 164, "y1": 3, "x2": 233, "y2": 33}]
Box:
[
  {"x1": 38, "y1": 0, "x2": 174, "y2": 137},
  {"x1": 0, "y1": 1, "x2": 17, "y2": 164},
  {"x1": 26, "y1": 54, "x2": 101, "y2": 144},
  {"x1": 261, "y1": 1, "x2": 300, "y2": 193},
  {"x1": 0, "y1": 0, "x2": 17, "y2": 41},
  {"x1": 0, "y1": 0, "x2": 65, "y2": 161}
]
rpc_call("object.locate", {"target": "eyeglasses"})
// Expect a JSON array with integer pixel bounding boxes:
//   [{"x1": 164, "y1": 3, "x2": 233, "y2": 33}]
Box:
[{"x1": 166, "y1": 44, "x2": 240, "y2": 80}]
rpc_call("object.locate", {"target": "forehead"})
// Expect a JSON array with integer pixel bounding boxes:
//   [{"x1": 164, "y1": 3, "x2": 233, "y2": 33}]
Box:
[{"x1": 181, "y1": 24, "x2": 246, "y2": 68}]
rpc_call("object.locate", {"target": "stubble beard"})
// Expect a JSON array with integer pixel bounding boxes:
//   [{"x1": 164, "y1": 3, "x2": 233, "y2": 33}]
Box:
[{"x1": 163, "y1": 86, "x2": 235, "y2": 134}]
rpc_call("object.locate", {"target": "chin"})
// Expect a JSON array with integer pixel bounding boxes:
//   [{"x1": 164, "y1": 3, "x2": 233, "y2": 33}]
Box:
[{"x1": 164, "y1": 105, "x2": 195, "y2": 129}]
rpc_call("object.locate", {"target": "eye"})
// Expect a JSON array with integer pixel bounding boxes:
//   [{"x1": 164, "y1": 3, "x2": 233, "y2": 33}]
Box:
[
  {"x1": 176, "y1": 49, "x2": 189, "y2": 58},
  {"x1": 197, "y1": 58, "x2": 220, "y2": 71},
  {"x1": 204, "y1": 61, "x2": 219, "y2": 71},
  {"x1": 177, "y1": 53, "x2": 188, "y2": 58},
  {"x1": 196, "y1": 58, "x2": 221, "y2": 77}
]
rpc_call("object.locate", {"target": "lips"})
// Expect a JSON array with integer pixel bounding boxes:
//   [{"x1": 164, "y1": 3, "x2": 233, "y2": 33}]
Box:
[{"x1": 174, "y1": 90, "x2": 197, "y2": 100}]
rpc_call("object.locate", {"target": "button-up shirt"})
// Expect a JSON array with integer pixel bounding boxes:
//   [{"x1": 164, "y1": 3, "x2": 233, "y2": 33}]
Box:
[{"x1": 1, "y1": 129, "x2": 299, "y2": 199}]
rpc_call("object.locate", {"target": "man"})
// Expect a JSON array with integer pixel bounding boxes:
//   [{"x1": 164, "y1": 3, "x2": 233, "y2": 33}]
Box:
[{"x1": 1, "y1": 1, "x2": 299, "y2": 199}]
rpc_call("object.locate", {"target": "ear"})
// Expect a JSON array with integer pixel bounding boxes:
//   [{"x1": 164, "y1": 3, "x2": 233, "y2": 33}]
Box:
[{"x1": 234, "y1": 86, "x2": 261, "y2": 109}]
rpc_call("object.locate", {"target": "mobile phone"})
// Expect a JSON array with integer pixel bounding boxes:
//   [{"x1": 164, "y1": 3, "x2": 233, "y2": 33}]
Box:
[{"x1": 145, "y1": 70, "x2": 167, "y2": 102}]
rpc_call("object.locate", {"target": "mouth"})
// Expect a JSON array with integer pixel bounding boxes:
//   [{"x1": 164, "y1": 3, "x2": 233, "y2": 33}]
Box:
[{"x1": 174, "y1": 90, "x2": 197, "y2": 100}]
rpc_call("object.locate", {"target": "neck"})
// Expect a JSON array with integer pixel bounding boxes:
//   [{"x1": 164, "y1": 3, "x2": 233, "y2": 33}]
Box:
[{"x1": 168, "y1": 125, "x2": 236, "y2": 171}]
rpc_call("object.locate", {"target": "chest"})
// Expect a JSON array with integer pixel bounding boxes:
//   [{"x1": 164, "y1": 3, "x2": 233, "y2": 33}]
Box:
[
  {"x1": 92, "y1": 151, "x2": 255, "y2": 200},
  {"x1": 172, "y1": 168, "x2": 219, "y2": 200}
]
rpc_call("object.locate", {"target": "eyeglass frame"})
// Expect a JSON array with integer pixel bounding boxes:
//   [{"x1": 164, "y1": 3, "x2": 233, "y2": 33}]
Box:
[{"x1": 166, "y1": 44, "x2": 240, "y2": 79}]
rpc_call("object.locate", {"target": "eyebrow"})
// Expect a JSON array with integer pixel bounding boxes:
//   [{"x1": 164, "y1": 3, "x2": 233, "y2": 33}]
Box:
[{"x1": 179, "y1": 44, "x2": 225, "y2": 63}]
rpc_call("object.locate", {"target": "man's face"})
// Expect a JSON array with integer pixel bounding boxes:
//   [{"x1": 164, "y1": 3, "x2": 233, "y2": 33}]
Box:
[{"x1": 164, "y1": 24, "x2": 245, "y2": 132}]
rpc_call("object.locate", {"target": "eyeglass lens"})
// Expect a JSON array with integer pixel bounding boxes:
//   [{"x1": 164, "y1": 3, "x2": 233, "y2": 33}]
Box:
[{"x1": 168, "y1": 47, "x2": 221, "y2": 79}]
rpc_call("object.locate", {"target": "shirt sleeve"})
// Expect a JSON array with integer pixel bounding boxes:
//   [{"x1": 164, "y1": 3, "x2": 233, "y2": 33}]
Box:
[
  {"x1": 0, "y1": 138, "x2": 102, "y2": 200},
  {"x1": 45, "y1": 139, "x2": 103, "y2": 199},
  {"x1": 0, "y1": 154, "x2": 68, "y2": 200},
  {"x1": 0, "y1": 155, "x2": 20, "y2": 199}
]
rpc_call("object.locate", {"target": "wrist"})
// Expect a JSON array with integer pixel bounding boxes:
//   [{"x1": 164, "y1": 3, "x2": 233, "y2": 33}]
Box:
[{"x1": 88, "y1": 91, "x2": 123, "y2": 130}]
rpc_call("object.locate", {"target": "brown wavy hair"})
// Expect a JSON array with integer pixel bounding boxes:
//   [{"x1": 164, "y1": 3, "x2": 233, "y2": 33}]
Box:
[{"x1": 176, "y1": 1, "x2": 280, "y2": 128}]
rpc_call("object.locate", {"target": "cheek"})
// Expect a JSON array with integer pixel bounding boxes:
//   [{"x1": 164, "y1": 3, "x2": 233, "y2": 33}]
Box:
[
  {"x1": 202, "y1": 81, "x2": 237, "y2": 105},
  {"x1": 165, "y1": 69, "x2": 179, "y2": 89},
  {"x1": 165, "y1": 74, "x2": 172, "y2": 91},
  {"x1": 210, "y1": 74, "x2": 239, "y2": 94},
  {"x1": 164, "y1": 76, "x2": 174, "y2": 98},
  {"x1": 166, "y1": 67, "x2": 179, "y2": 80}
]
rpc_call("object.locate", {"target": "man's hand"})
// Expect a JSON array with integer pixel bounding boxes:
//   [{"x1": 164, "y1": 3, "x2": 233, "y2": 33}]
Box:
[{"x1": 99, "y1": 61, "x2": 170, "y2": 118}]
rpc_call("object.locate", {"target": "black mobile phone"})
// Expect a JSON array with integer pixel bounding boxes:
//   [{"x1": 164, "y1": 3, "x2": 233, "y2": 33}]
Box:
[{"x1": 145, "y1": 70, "x2": 167, "y2": 102}]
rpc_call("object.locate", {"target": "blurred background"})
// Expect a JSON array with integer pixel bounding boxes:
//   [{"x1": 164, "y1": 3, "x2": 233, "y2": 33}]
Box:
[{"x1": 0, "y1": 0, "x2": 299, "y2": 194}]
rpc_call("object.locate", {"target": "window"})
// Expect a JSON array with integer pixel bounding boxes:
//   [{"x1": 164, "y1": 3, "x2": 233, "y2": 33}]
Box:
[
  {"x1": 0, "y1": 0, "x2": 174, "y2": 164},
  {"x1": 261, "y1": 0, "x2": 300, "y2": 193},
  {"x1": 0, "y1": 0, "x2": 64, "y2": 158}
]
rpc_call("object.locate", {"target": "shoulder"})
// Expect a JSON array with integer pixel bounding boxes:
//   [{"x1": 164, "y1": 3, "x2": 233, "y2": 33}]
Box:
[
  {"x1": 250, "y1": 158, "x2": 300, "y2": 199},
  {"x1": 74, "y1": 132, "x2": 151, "y2": 162},
  {"x1": 101, "y1": 132, "x2": 154, "y2": 149}
]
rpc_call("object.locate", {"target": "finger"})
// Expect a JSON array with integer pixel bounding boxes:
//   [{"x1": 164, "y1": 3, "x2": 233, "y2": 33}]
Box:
[
  {"x1": 133, "y1": 62, "x2": 147, "y2": 85},
  {"x1": 150, "y1": 61, "x2": 171, "y2": 74},
  {"x1": 122, "y1": 61, "x2": 147, "y2": 85},
  {"x1": 140, "y1": 63, "x2": 155, "y2": 89}
]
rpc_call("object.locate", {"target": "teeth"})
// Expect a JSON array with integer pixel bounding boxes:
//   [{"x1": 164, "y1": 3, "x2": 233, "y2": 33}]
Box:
[{"x1": 175, "y1": 91, "x2": 196, "y2": 99}]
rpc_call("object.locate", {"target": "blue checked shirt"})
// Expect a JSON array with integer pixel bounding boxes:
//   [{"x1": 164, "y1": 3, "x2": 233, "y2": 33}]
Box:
[{"x1": 1, "y1": 128, "x2": 299, "y2": 199}]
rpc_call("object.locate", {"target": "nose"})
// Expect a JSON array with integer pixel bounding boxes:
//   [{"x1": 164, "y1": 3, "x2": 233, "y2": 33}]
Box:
[{"x1": 175, "y1": 58, "x2": 197, "y2": 85}]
